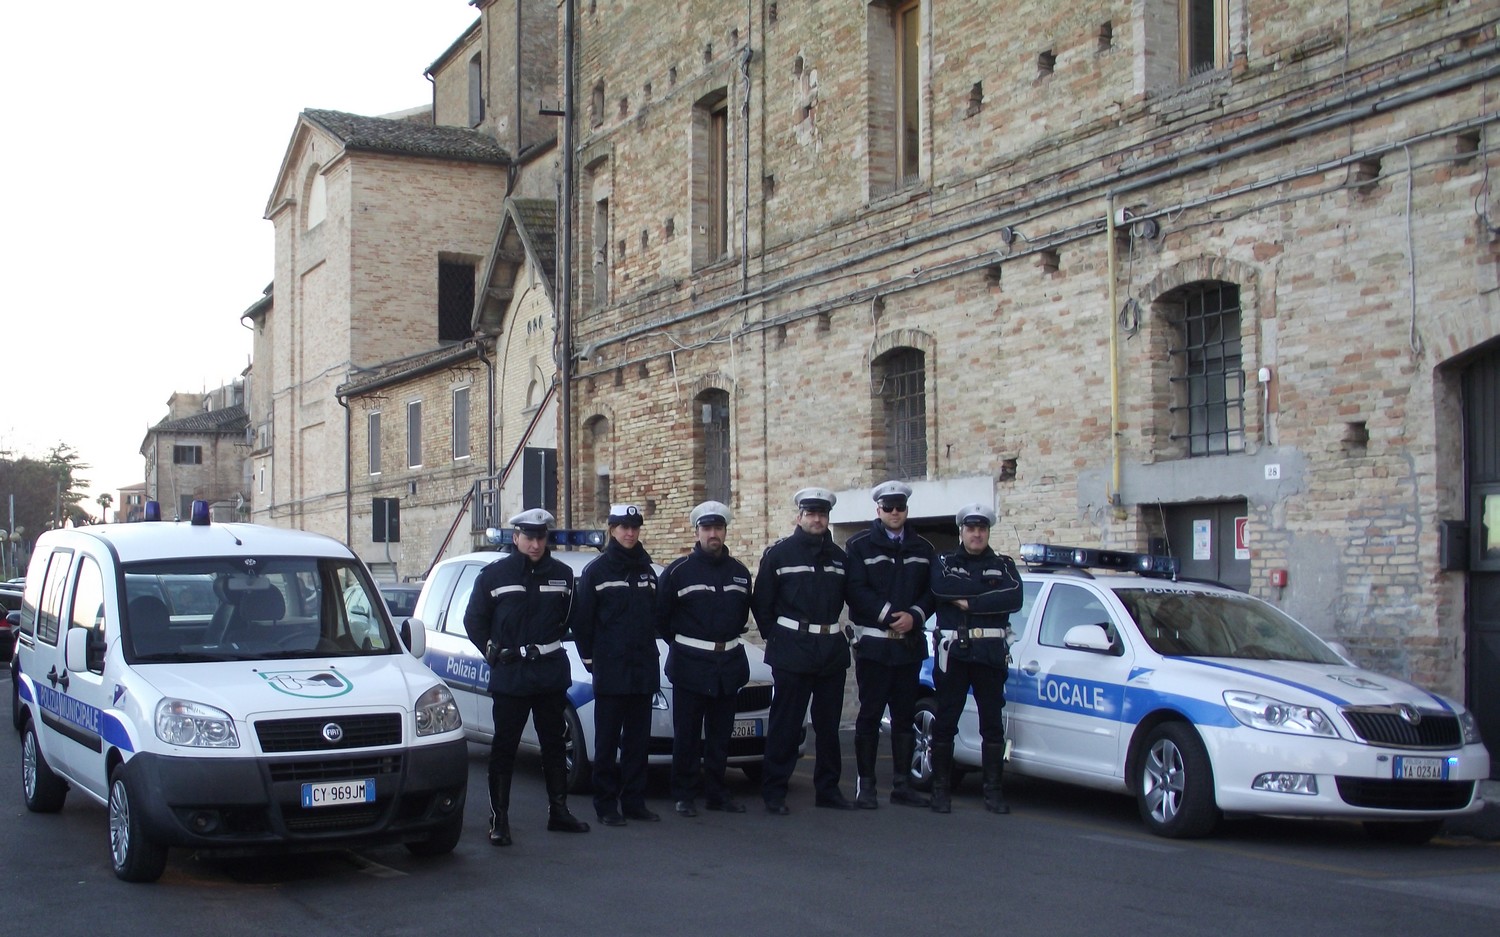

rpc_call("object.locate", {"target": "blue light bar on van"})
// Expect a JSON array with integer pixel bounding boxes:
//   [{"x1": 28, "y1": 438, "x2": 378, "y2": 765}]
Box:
[
  {"x1": 190, "y1": 499, "x2": 211, "y2": 526},
  {"x1": 484, "y1": 527, "x2": 608, "y2": 549},
  {"x1": 1019, "y1": 543, "x2": 1180, "y2": 578},
  {"x1": 142, "y1": 501, "x2": 162, "y2": 522}
]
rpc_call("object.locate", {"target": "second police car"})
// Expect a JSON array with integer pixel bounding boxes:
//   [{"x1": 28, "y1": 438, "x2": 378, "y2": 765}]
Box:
[
  {"x1": 909, "y1": 544, "x2": 1489, "y2": 843},
  {"x1": 409, "y1": 529, "x2": 782, "y2": 792}
]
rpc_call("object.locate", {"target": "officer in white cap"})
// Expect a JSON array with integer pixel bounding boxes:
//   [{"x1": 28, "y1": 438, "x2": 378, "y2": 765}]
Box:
[
  {"x1": 569, "y1": 504, "x2": 661, "y2": 826},
  {"x1": 751, "y1": 486, "x2": 855, "y2": 813},
  {"x1": 844, "y1": 481, "x2": 936, "y2": 808},
  {"x1": 928, "y1": 501, "x2": 1021, "y2": 815},
  {"x1": 464, "y1": 507, "x2": 591, "y2": 843},
  {"x1": 656, "y1": 500, "x2": 753, "y2": 816}
]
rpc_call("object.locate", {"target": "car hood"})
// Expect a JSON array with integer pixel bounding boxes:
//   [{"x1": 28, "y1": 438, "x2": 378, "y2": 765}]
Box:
[
  {"x1": 133, "y1": 655, "x2": 436, "y2": 717},
  {"x1": 1158, "y1": 657, "x2": 1460, "y2": 712}
]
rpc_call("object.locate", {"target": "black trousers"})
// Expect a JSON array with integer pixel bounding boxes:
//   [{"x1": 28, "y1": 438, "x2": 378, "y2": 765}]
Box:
[
  {"x1": 932, "y1": 657, "x2": 1006, "y2": 745},
  {"x1": 490, "y1": 690, "x2": 568, "y2": 810},
  {"x1": 762, "y1": 667, "x2": 845, "y2": 804},
  {"x1": 591, "y1": 692, "x2": 652, "y2": 815},
  {"x1": 670, "y1": 686, "x2": 738, "y2": 803},
  {"x1": 853, "y1": 656, "x2": 923, "y2": 738}
]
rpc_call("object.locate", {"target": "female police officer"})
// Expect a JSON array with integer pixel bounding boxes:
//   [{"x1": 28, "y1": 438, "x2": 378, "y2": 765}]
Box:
[{"x1": 570, "y1": 503, "x2": 662, "y2": 827}]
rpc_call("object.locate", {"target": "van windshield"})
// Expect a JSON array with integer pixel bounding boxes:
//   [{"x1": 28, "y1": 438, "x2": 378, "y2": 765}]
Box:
[{"x1": 122, "y1": 557, "x2": 398, "y2": 662}]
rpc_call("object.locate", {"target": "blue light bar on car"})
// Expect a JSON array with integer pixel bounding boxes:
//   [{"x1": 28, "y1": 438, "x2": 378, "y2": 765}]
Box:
[
  {"x1": 190, "y1": 499, "x2": 211, "y2": 526},
  {"x1": 142, "y1": 501, "x2": 162, "y2": 522},
  {"x1": 1019, "y1": 543, "x2": 1180, "y2": 578},
  {"x1": 484, "y1": 527, "x2": 608, "y2": 549}
]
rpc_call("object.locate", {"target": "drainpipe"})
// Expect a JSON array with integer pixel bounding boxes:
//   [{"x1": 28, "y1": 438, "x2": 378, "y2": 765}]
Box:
[
  {"x1": 474, "y1": 339, "x2": 496, "y2": 479},
  {"x1": 1106, "y1": 195, "x2": 1123, "y2": 518},
  {"x1": 336, "y1": 392, "x2": 352, "y2": 546},
  {"x1": 559, "y1": 0, "x2": 576, "y2": 528}
]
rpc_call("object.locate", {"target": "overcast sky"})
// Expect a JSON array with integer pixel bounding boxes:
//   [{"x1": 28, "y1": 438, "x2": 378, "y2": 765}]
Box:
[{"x1": 1, "y1": 1, "x2": 482, "y2": 519}]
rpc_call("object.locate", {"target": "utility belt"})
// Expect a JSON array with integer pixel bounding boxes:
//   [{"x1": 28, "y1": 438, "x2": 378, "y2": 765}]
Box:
[
  {"x1": 487, "y1": 640, "x2": 563, "y2": 665},
  {"x1": 934, "y1": 626, "x2": 1010, "y2": 673},
  {"x1": 776, "y1": 616, "x2": 842, "y2": 636},
  {"x1": 674, "y1": 635, "x2": 743, "y2": 652},
  {"x1": 857, "y1": 625, "x2": 904, "y2": 640}
]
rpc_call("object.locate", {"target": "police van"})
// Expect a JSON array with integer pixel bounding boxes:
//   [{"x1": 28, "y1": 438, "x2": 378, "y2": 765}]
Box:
[
  {"x1": 911, "y1": 544, "x2": 1489, "y2": 843},
  {"x1": 12, "y1": 502, "x2": 467, "y2": 882}
]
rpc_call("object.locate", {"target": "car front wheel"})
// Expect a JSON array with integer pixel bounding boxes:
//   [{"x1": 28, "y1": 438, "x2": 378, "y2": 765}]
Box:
[
  {"x1": 1135, "y1": 722, "x2": 1220, "y2": 838},
  {"x1": 909, "y1": 699, "x2": 937, "y2": 792},
  {"x1": 562, "y1": 704, "x2": 591, "y2": 794}
]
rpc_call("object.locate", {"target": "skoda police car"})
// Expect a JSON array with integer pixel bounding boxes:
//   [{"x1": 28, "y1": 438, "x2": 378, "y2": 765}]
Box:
[
  {"x1": 910, "y1": 544, "x2": 1489, "y2": 843},
  {"x1": 411, "y1": 528, "x2": 779, "y2": 792},
  {"x1": 12, "y1": 502, "x2": 467, "y2": 882}
]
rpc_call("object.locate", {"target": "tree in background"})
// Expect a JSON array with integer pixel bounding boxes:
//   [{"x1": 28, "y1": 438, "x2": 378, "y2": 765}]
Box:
[
  {"x1": 0, "y1": 443, "x2": 94, "y2": 561},
  {"x1": 97, "y1": 492, "x2": 114, "y2": 524}
]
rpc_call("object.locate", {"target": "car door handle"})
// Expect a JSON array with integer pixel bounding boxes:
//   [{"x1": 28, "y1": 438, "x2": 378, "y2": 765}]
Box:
[{"x1": 1021, "y1": 661, "x2": 1039, "y2": 676}]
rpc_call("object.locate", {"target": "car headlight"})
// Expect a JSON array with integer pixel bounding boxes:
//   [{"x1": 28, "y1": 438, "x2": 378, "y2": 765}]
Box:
[
  {"x1": 1223, "y1": 690, "x2": 1337, "y2": 737},
  {"x1": 651, "y1": 690, "x2": 669, "y2": 712},
  {"x1": 1458, "y1": 709, "x2": 1483, "y2": 745},
  {"x1": 155, "y1": 698, "x2": 240, "y2": 748},
  {"x1": 415, "y1": 683, "x2": 462, "y2": 736}
]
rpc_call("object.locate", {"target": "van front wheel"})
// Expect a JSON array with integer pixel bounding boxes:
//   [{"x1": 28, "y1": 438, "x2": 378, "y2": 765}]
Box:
[{"x1": 109, "y1": 766, "x2": 168, "y2": 883}]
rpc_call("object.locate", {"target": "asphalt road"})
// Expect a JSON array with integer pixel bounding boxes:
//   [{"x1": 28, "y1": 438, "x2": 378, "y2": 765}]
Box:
[{"x1": 3, "y1": 664, "x2": 1498, "y2": 936}]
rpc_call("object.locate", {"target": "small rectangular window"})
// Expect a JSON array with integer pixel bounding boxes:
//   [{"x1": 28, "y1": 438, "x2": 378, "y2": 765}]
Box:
[
  {"x1": 438, "y1": 261, "x2": 476, "y2": 342},
  {"x1": 407, "y1": 400, "x2": 423, "y2": 468},
  {"x1": 468, "y1": 54, "x2": 485, "y2": 127},
  {"x1": 368, "y1": 411, "x2": 382, "y2": 475},
  {"x1": 172, "y1": 445, "x2": 203, "y2": 465},
  {"x1": 453, "y1": 387, "x2": 471, "y2": 461},
  {"x1": 1181, "y1": 0, "x2": 1226, "y2": 78}
]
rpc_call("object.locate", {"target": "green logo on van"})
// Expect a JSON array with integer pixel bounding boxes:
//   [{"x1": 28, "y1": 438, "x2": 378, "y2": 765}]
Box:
[{"x1": 259, "y1": 670, "x2": 353, "y2": 698}]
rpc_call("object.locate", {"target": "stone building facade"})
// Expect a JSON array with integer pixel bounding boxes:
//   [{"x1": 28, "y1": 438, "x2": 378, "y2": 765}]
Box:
[
  {"x1": 559, "y1": 0, "x2": 1500, "y2": 752},
  {"x1": 139, "y1": 383, "x2": 250, "y2": 522}
]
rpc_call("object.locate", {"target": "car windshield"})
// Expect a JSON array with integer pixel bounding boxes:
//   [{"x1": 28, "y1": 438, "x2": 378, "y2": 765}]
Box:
[
  {"x1": 122, "y1": 557, "x2": 398, "y2": 662},
  {"x1": 1113, "y1": 587, "x2": 1344, "y2": 664}
]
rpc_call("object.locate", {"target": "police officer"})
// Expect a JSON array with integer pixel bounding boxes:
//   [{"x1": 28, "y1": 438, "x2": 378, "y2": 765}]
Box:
[
  {"x1": 844, "y1": 480, "x2": 935, "y2": 808},
  {"x1": 929, "y1": 502, "x2": 1023, "y2": 814},
  {"x1": 752, "y1": 487, "x2": 853, "y2": 813},
  {"x1": 463, "y1": 508, "x2": 590, "y2": 845},
  {"x1": 570, "y1": 503, "x2": 661, "y2": 827},
  {"x1": 656, "y1": 500, "x2": 753, "y2": 817}
]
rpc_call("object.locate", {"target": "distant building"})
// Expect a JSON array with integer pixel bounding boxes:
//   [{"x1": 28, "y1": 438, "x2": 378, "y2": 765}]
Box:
[{"x1": 139, "y1": 383, "x2": 249, "y2": 522}]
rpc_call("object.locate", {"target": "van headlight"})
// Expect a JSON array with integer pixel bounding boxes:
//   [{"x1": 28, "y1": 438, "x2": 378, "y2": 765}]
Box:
[
  {"x1": 155, "y1": 699, "x2": 240, "y2": 748},
  {"x1": 415, "y1": 684, "x2": 462, "y2": 736},
  {"x1": 1223, "y1": 691, "x2": 1337, "y2": 737}
]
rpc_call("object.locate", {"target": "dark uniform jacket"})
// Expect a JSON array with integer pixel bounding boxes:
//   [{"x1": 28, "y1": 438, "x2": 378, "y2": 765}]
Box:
[
  {"x1": 656, "y1": 544, "x2": 753, "y2": 697},
  {"x1": 845, "y1": 521, "x2": 935, "y2": 665},
  {"x1": 463, "y1": 549, "x2": 574, "y2": 696},
  {"x1": 930, "y1": 546, "x2": 1023, "y2": 669},
  {"x1": 751, "y1": 526, "x2": 849, "y2": 677},
  {"x1": 568, "y1": 539, "x2": 661, "y2": 696}
]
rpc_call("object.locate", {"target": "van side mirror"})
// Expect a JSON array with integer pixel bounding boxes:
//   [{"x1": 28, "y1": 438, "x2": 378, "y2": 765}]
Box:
[
  {"x1": 65, "y1": 627, "x2": 106, "y2": 674},
  {"x1": 401, "y1": 618, "x2": 426, "y2": 657}
]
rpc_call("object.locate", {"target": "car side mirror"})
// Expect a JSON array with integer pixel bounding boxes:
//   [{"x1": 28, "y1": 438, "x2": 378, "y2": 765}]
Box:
[
  {"x1": 1062, "y1": 624, "x2": 1113, "y2": 653},
  {"x1": 401, "y1": 618, "x2": 427, "y2": 657}
]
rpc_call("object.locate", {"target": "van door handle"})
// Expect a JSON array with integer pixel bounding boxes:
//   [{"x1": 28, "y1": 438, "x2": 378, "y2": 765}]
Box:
[
  {"x1": 47, "y1": 666, "x2": 69, "y2": 691},
  {"x1": 1021, "y1": 661, "x2": 1040, "y2": 676}
]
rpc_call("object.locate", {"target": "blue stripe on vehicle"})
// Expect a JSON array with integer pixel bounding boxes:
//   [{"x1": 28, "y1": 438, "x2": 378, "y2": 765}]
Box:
[
  {"x1": 422, "y1": 647, "x2": 490, "y2": 692},
  {"x1": 102, "y1": 712, "x2": 135, "y2": 753},
  {"x1": 568, "y1": 681, "x2": 594, "y2": 709},
  {"x1": 1173, "y1": 657, "x2": 1352, "y2": 707}
]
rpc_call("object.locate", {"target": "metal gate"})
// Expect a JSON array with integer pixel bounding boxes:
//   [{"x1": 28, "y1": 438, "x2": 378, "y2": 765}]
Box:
[{"x1": 1463, "y1": 346, "x2": 1500, "y2": 776}]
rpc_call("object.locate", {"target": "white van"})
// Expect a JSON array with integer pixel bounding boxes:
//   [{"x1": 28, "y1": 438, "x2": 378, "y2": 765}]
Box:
[{"x1": 12, "y1": 502, "x2": 467, "y2": 882}]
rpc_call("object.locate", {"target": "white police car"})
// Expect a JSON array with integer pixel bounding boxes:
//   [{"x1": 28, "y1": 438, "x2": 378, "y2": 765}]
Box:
[
  {"x1": 412, "y1": 530, "x2": 778, "y2": 792},
  {"x1": 910, "y1": 544, "x2": 1489, "y2": 843},
  {"x1": 12, "y1": 501, "x2": 467, "y2": 882}
]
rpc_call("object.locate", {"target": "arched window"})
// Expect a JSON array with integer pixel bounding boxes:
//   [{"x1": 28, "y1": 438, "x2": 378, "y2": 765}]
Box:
[
  {"x1": 304, "y1": 166, "x2": 326, "y2": 230},
  {"x1": 873, "y1": 347, "x2": 927, "y2": 479},
  {"x1": 1163, "y1": 281, "x2": 1244, "y2": 456},
  {"x1": 695, "y1": 389, "x2": 731, "y2": 503}
]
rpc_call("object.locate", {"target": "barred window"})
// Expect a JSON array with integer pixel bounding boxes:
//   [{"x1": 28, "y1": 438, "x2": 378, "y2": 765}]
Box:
[
  {"x1": 875, "y1": 347, "x2": 927, "y2": 478},
  {"x1": 697, "y1": 389, "x2": 731, "y2": 504},
  {"x1": 1167, "y1": 282, "x2": 1244, "y2": 457}
]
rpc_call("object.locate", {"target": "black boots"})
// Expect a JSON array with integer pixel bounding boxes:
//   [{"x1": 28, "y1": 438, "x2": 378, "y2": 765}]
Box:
[
  {"x1": 487, "y1": 772, "x2": 512, "y2": 846},
  {"x1": 889, "y1": 732, "x2": 930, "y2": 807},
  {"x1": 930, "y1": 741, "x2": 954, "y2": 814},
  {"x1": 982, "y1": 741, "x2": 1010, "y2": 815},
  {"x1": 854, "y1": 732, "x2": 880, "y2": 810},
  {"x1": 544, "y1": 759, "x2": 591, "y2": 834}
]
